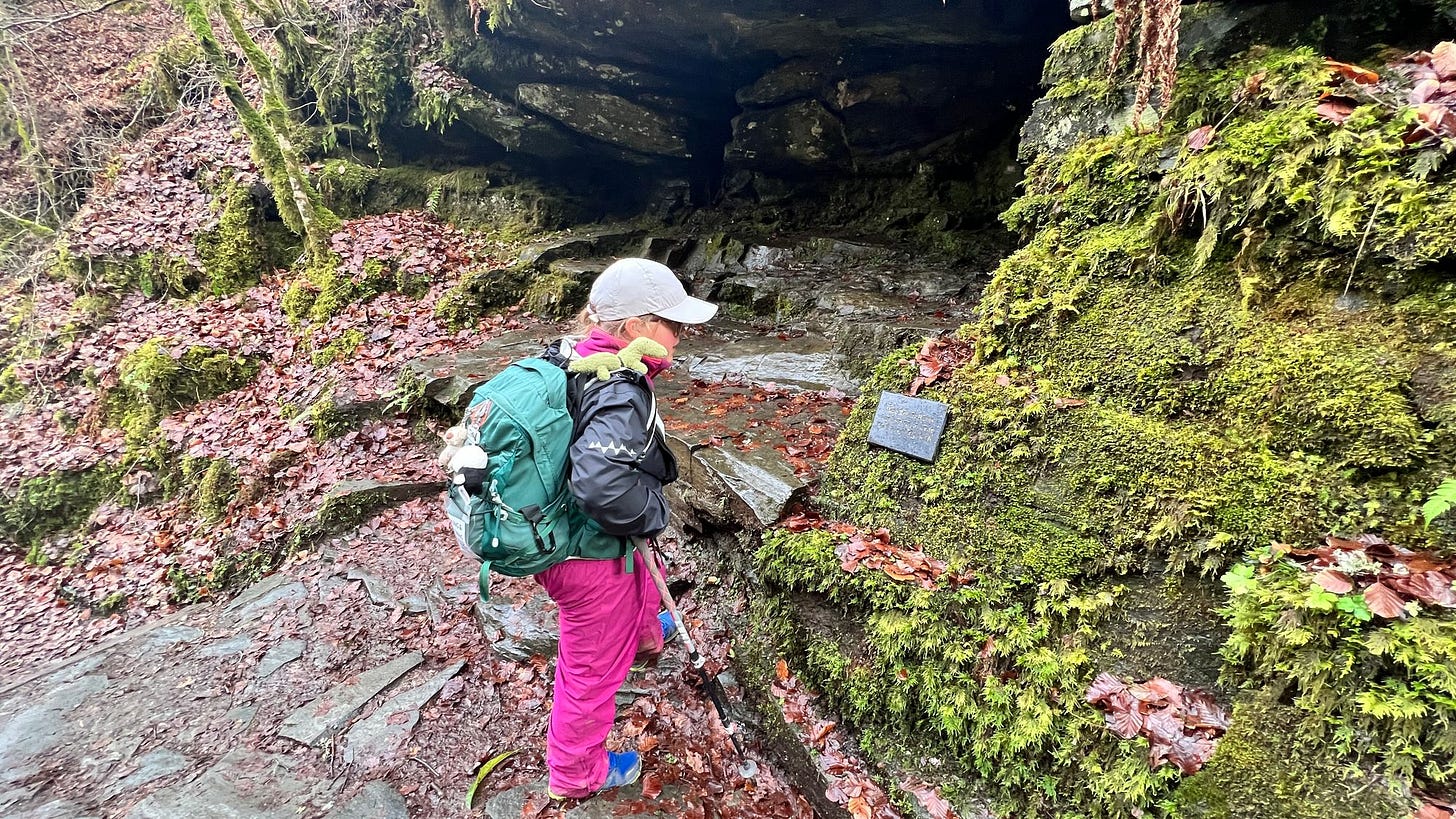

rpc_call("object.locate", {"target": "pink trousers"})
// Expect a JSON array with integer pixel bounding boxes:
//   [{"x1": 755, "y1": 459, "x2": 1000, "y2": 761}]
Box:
[{"x1": 536, "y1": 551, "x2": 663, "y2": 797}]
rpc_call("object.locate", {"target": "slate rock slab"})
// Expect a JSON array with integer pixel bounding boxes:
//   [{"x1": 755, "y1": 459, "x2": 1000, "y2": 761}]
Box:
[
  {"x1": 10, "y1": 800, "x2": 93, "y2": 819},
  {"x1": 198, "y1": 634, "x2": 254, "y2": 659},
  {"x1": 0, "y1": 674, "x2": 109, "y2": 798},
  {"x1": 344, "y1": 660, "x2": 465, "y2": 765},
  {"x1": 345, "y1": 567, "x2": 398, "y2": 608},
  {"x1": 225, "y1": 580, "x2": 307, "y2": 624},
  {"x1": 323, "y1": 780, "x2": 407, "y2": 819},
  {"x1": 479, "y1": 780, "x2": 539, "y2": 819},
  {"x1": 276, "y1": 653, "x2": 423, "y2": 747},
  {"x1": 143, "y1": 625, "x2": 205, "y2": 648},
  {"x1": 125, "y1": 749, "x2": 315, "y2": 819},
  {"x1": 102, "y1": 748, "x2": 189, "y2": 802},
  {"x1": 693, "y1": 444, "x2": 807, "y2": 529},
  {"x1": 256, "y1": 640, "x2": 305, "y2": 679},
  {"x1": 297, "y1": 481, "x2": 439, "y2": 544},
  {"x1": 475, "y1": 594, "x2": 558, "y2": 662}
]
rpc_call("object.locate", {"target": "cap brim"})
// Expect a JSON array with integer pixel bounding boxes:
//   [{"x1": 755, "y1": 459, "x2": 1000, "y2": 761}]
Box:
[{"x1": 654, "y1": 295, "x2": 718, "y2": 324}]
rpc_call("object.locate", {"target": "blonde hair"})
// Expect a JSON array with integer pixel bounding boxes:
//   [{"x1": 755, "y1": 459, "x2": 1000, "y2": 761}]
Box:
[
  {"x1": 575, "y1": 306, "x2": 631, "y2": 339},
  {"x1": 575, "y1": 307, "x2": 683, "y2": 340}
]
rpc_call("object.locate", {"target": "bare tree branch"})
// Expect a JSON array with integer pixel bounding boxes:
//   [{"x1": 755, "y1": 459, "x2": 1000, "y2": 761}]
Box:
[{"x1": 1, "y1": 0, "x2": 133, "y2": 34}]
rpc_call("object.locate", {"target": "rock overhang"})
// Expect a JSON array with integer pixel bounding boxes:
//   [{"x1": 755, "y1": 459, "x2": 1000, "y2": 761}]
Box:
[{"x1": 396, "y1": 0, "x2": 1070, "y2": 209}]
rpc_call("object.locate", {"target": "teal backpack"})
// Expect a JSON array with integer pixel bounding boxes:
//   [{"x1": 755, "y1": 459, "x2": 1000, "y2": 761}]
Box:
[{"x1": 443, "y1": 356, "x2": 627, "y2": 597}]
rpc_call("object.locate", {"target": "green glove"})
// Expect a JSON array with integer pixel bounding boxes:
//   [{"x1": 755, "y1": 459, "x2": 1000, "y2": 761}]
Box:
[{"x1": 567, "y1": 337, "x2": 670, "y2": 381}]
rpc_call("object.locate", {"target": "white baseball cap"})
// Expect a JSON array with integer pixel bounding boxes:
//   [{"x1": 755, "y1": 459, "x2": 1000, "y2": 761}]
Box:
[{"x1": 589, "y1": 258, "x2": 719, "y2": 324}]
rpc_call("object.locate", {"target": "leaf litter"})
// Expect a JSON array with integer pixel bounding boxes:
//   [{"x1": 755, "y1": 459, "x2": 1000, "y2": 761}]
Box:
[
  {"x1": 1275, "y1": 533, "x2": 1456, "y2": 619},
  {"x1": 1085, "y1": 672, "x2": 1229, "y2": 774}
]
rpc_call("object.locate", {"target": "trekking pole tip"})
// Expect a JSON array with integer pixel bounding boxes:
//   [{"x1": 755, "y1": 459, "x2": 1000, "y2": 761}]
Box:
[{"x1": 737, "y1": 758, "x2": 759, "y2": 780}]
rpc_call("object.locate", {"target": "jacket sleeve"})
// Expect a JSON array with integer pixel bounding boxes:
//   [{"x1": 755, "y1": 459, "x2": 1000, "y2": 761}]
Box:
[{"x1": 568, "y1": 380, "x2": 670, "y2": 537}]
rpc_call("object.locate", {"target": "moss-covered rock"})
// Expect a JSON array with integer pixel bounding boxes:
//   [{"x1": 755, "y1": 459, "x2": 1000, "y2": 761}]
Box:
[
  {"x1": 433, "y1": 263, "x2": 531, "y2": 328},
  {"x1": 193, "y1": 182, "x2": 269, "y2": 294},
  {"x1": 523, "y1": 268, "x2": 587, "y2": 318},
  {"x1": 282, "y1": 256, "x2": 385, "y2": 323},
  {"x1": 1221, "y1": 552, "x2": 1456, "y2": 785},
  {"x1": 766, "y1": 28, "x2": 1456, "y2": 819},
  {"x1": 194, "y1": 457, "x2": 237, "y2": 523},
  {"x1": 107, "y1": 338, "x2": 260, "y2": 444},
  {"x1": 1166, "y1": 693, "x2": 1414, "y2": 819},
  {"x1": 0, "y1": 364, "x2": 26, "y2": 404},
  {"x1": 357, "y1": 164, "x2": 580, "y2": 237},
  {"x1": 311, "y1": 328, "x2": 366, "y2": 366},
  {"x1": 317, "y1": 159, "x2": 380, "y2": 217},
  {"x1": 0, "y1": 467, "x2": 119, "y2": 551}
]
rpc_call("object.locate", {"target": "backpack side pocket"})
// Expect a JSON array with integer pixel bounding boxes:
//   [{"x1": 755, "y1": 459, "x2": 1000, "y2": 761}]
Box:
[{"x1": 444, "y1": 483, "x2": 491, "y2": 559}]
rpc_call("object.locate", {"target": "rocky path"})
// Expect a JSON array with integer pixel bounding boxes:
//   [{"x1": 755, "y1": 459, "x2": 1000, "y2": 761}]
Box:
[
  {"x1": 0, "y1": 234, "x2": 983, "y2": 818},
  {"x1": 0, "y1": 494, "x2": 811, "y2": 819}
]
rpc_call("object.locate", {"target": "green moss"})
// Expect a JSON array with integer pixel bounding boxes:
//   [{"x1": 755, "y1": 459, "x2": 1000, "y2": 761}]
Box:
[
  {"x1": 1166, "y1": 693, "x2": 1414, "y2": 819},
  {"x1": 317, "y1": 159, "x2": 379, "y2": 217},
  {"x1": 1221, "y1": 553, "x2": 1456, "y2": 786},
  {"x1": 312, "y1": 328, "x2": 366, "y2": 366},
  {"x1": 280, "y1": 277, "x2": 317, "y2": 322},
  {"x1": 1044, "y1": 75, "x2": 1118, "y2": 102},
  {"x1": 73, "y1": 251, "x2": 200, "y2": 298},
  {"x1": 779, "y1": 36, "x2": 1456, "y2": 819},
  {"x1": 284, "y1": 255, "x2": 386, "y2": 323},
  {"x1": 756, "y1": 528, "x2": 1176, "y2": 818},
  {"x1": 168, "y1": 546, "x2": 274, "y2": 604},
  {"x1": 107, "y1": 338, "x2": 259, "y2": 444},
  {"x1": 195, "y1": 458, "x2": 237, "y2": 523},
  {"x1": 523, "y1": 270, "x2": 586, "y2": 319},
  {"x1": 0, "y1": 365, "x2": 26, "y2": 404},
  {"x1": 193, "y1": 182, "x2": 268, "y2": 294},
  {"x1": 70, "y1": 293, "x2": 116, "y2": 325},
  {"x1": 434, "y1": 263, "x2": 530, "y2": 328},
  {"x1": 308, "y1": 393, "x2": 350, "y2": 441},
  {"x1": 0, "y1": 467, "x2": 119, "y2": 549},
  {"x1": 1164, "y1": 48, "x2": 1456, "y2": 284},
  {"x1": 129, "y1": 34, "x2": 203, "y2": 113}
]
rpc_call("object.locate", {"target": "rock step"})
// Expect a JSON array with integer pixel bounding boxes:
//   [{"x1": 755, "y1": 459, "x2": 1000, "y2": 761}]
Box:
[
  {"x1": 276, "y1": 653, "x2": 423, "y2": 747},
  {"x1": 344, "y1": 660, "x2": 466, "y2": 767}
]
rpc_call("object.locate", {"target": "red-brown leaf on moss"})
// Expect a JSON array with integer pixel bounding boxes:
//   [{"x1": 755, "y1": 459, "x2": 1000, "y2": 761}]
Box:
[
  {"x1": 1186, "y1": 124, "x2": 1216, "y2": 151},
  {"x1": 908, "y1": 336, "x2": 975, "y2": 396},
  {"x1": 1365, "y1": 581, "x2": 1411, "y2": 619},
  {"x1": 1315, "y1": 95, "x2": 1358, "y2": 124},
  {"x1": 1313, "y1": 569, "x2": 1354, "y2": 594},
  {"x1": 901, "y1": 779, "x2": 957, "y2": 819},
  {"x1": 1086, "y1": 673, "x2": 1229, "y2": 773},
  {"x1": 1325, "y1": 58, "x2": 1380, "y2": 84}
]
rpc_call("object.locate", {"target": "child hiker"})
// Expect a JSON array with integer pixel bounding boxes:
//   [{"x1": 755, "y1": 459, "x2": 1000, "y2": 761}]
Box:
[{"x1": 539, "y1": 257, "x2": 717, "y2": 799}]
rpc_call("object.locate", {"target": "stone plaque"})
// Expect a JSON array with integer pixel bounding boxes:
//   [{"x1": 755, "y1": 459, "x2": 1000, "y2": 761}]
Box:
[{"x1": 866, "y1": 392, "x2": 949, "y2": 463}]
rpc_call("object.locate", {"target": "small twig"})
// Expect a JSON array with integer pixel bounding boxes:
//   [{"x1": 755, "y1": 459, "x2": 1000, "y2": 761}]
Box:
[
  {"x1": 408, "y1": 755, "x2": 440, "y2": 778},
  {"x1": 1343, "y1": 193, "x2": 1387, "y2": 297}
]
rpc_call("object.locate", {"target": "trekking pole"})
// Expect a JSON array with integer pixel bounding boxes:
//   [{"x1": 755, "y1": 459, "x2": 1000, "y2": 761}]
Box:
[{"x1": 637, "y1": 538, "x2": 760, "y2": 781}]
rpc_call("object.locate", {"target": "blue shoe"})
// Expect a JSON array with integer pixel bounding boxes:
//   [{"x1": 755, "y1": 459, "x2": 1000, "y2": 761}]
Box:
[
  {"x1": 547, "y1": 751, "x2": 641, "y2": 800},
  {"x1": 601, "y1": 751, "x2": 642, "y2": 789},
  {"x1": 630, "y1": 612, "x2": 680, "y2": 672}
]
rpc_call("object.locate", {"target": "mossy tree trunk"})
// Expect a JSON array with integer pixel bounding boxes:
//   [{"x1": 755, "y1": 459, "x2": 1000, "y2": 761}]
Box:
[
  {"x1": 178, "y1": 0, "x2": 337, "y2": 264},
  {"x1": 0, "y1": 38, "x2": 58, "y2": 224}
]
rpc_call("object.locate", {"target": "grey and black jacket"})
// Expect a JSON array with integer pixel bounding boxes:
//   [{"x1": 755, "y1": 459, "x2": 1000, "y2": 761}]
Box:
[{"x1": 543, "y1": 339, "x2": 680, "y2": 541}]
